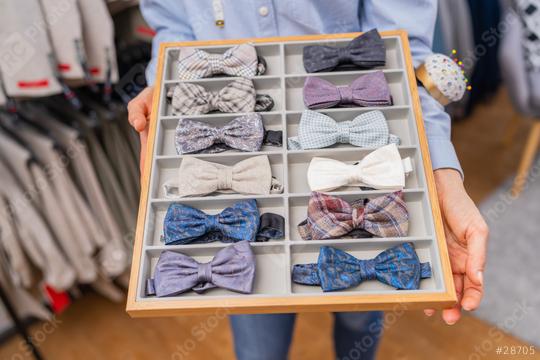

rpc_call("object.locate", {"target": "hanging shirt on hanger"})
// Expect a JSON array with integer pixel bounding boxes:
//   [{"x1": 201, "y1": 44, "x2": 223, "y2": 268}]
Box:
[
  {"x1": 0, "y1": 0, "x2": 63, "y2": 97},
  {"x1": 40, "y1": 0, "x2": 86, "y2": 80},
  {"x1": 0, "y1": 129, "x2": 91, "y2": 284},
  {"x1": 34, "y1": 108, "x2": 129, "y2": 277},
  {"x1": 0, "y1": 195, "x2": 33, "y2": 289},
  {"x1": 78, "y1": 0, "x2": 119, "y2": 84},
  {"x1": 0, "y1": 159, "x2": 76, "y2": 291}
]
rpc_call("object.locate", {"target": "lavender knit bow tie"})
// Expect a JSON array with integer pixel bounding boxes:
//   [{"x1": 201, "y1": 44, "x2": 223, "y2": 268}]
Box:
[
  {"x1": 303, "y1": 71, "x2": 393, "y2": 109},
  {"x1": 146, "y1": 241, "x2": 255, "y2": 296},
  {"x1": 303, "y1": 29, "x2": 386, "y2": 73}
]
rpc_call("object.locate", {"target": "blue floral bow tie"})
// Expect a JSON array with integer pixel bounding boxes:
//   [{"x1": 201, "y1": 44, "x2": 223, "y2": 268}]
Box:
[
  {"x1": 163, "y1": 199, "x2": 284, "y2": 245},
  {"x1": 292, "y1": 242, "x2": 432, "y2": 291}
]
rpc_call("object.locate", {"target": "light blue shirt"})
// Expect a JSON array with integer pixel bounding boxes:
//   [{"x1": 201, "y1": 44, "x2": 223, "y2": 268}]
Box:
[{"x1": 141, "y1": 0, "x2": 462, "y2": 174}]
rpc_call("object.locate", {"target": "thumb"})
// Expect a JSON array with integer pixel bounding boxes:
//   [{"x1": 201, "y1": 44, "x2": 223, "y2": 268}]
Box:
[
  {"x1": 132, "y1": 114, "x2": 148, "y2": 133},
  {"x1": 128, "y1": 101, "x2": 149, "y2": 132},
  {"x1": 128, "y1": 87, "x2": 154, "y2": 133},
  {"x1": 466, "y1": 222, "x2": 488, "y2": 286}
]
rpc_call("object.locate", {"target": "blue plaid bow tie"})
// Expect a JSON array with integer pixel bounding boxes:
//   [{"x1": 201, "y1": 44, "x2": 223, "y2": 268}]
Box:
[
  {"x1": 163, "y1": 200, "x2": 260, "y2": 245},
  {"x1": 292, "y1": 242, "x2": 432, "y2": 291},
  {"x1": 288, "y1": 110, "x2": 400, "y2": 150}
]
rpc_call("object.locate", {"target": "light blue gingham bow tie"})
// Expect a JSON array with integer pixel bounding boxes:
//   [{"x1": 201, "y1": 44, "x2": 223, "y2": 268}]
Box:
[{"x1": 288, "y1": 110, "x2": 400, "y2": 150}]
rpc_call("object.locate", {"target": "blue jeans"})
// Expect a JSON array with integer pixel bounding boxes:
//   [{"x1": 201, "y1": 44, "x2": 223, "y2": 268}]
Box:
[{"x1": 230, "y1": 311, "x2": 383, "y2": 360}]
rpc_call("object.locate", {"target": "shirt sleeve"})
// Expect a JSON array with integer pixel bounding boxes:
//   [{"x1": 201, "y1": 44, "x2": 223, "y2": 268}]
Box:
[
  {"x1": 140, "y1": 0, "x2": 195, "y2": 85},
  {"x1": 360, "y1": 0, "x2": 463, "y2": 176}
]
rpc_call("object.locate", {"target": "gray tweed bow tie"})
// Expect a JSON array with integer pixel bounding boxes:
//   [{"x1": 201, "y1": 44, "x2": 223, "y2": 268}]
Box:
[{"x1": 303, "y1": 29, "x2": 386, "y2": 73}]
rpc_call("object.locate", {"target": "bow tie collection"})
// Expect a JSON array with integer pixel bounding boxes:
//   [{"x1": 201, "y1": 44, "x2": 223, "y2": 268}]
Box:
[
  {"x1": 292, "y1": 242, "x2": 432, "y2": 291},
  {"x1": 149, "y1": 31, "x2": 434, "y2": 297}
]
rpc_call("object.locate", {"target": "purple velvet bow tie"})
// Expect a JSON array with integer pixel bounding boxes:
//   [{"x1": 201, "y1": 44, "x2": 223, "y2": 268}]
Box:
[
  {"x1": 146, "y1": 241, "x2": 255, "y2": 296},
  {"x1": 303, "y1": 71, "x2": 392, "y2": 110}
]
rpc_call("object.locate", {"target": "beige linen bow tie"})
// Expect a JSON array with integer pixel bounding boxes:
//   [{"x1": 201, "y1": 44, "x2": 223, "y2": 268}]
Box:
[{"x1": 163, "y1": 155, "x2": 283, "y2": 198}]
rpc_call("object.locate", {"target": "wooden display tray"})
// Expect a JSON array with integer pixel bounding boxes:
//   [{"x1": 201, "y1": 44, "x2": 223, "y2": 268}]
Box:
[{"x1": 127, "y1": 31, "x2": 456, "y2": 317}]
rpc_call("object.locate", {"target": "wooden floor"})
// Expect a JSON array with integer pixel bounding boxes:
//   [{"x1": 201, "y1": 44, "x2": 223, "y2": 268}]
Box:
[{"x1": 1, "y1": 89, "x2": 539, "y2": 360}]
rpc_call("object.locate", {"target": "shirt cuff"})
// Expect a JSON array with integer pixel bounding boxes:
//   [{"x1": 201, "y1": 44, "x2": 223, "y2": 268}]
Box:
[
  {"x1": 146, "y1": 58, "x2": 157, "y2": 86},
  {"x1": 427, "y1": 137, "x2": 464, "y2": 179}
]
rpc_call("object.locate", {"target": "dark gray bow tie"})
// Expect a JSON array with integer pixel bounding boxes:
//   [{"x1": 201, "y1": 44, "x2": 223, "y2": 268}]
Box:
[{"x1": 303, "y1": 29, "x2": 386, "y2": 73}]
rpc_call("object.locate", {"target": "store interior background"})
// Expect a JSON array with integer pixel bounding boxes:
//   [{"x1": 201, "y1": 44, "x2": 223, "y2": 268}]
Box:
[{"x1": 0, "y1": 1, "x2": 539, "y2": 359}]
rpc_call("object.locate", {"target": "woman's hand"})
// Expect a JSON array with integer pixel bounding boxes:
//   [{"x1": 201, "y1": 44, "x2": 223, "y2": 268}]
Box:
[
  {"x1": 127, "y1": 86, "x2": 154, "y2": 173},
  {"x1": 424, "y1": 169, "x2": 489, "y2": 325}
]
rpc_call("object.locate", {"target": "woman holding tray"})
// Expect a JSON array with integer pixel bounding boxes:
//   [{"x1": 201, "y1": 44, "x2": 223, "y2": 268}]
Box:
[{"x1": 127, "y1": 1, "x2": 489, "y2": 359}]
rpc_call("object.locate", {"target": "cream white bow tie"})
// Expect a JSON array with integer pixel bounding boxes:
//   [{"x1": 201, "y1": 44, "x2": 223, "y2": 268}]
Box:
[{"x1": 307, "y1": 144, "x2": 413, "y2": 192}]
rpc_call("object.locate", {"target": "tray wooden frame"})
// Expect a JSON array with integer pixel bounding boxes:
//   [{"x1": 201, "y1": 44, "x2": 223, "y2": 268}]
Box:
[{"x1": 127, "y1": 30, "x2": 456, "y2": 317}]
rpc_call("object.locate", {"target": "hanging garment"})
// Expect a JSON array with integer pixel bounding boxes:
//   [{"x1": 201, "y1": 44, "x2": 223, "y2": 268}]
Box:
[
  {"x1": 77, "y1": 0, "x2": 119, "y2": 83},
  {"x1": 40, "y1": 103, "x2": 134, "y2": 234},
  {"x1": 0, "y1": 159, "x2": 76, "y2": 291},
  {"x1": 116, "y1": 104, "x2": 141, "y2": 165},
  {"x1": 80, "y1": 98, "x2": 140, "y2": 210},
  {"x1": 86, "y1": 128, "x2": 135, "y2": 234},
  {"x1": 33, "y1": 108, "x2": 129, "y2": 277},
  {"x1": 437, "y1": 0, "x2": 475, "y2": 75},
  {"x1": 434, "y1": 0, "x2": 475, "y2": 118},
  {"x1": 11, "y1": 109, "x2": 128, "y2": 278},
  {"x1": 515, "y1": 0, "x2": 540, "y2": 110},
  {"x1": 0, "y1": 122, "x2": 99, "y2": 256},
  {"x1": 101, "y1": 119, "x2": 140, "y2": 211},
  {"x1": 40, "y1": 0, "x2": 85, "y2": 80},
  {"x1": 0, "y1": 129, "x2": 97, "y2": 283},
  {"x1": 0, "y1": 263, "x2": 51, "y2": 321},
  {"x1": 0, "y1": 0, "x2": 62, "y2": 97},
  {"x1": 498, "y1": 0, "x2": 540, "y2": 116},
  {"x1": 29, "y1": 163, "x2": 97, "y2": 283},
  {"x1": 91, "y1": 273, "x2": 125, "y2": 303},
  {"x1": 465, "y1": 0, "x2": 502, "y2": 114},
  {"x1": 0, "y1": 78, "x2": 6, "y2": 106},
  {"x1": 0, "y1": 196, "x2": 33, "y2": 289},
  {"x1": 516, "y1": 0, "x2": 540, "y2": 71}
]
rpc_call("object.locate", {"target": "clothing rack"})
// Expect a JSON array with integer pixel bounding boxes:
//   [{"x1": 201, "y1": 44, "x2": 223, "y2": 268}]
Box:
[{"x1": 0, "y1": 284, "x2": 44, "y2": 360}]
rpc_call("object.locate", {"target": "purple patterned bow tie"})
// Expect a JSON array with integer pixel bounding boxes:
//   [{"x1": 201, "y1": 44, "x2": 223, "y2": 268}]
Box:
[
  {"x1": 175, "y1": 114, "x2": 265, "y2": 154},
  {"x1": 303, "y1": 71, "x2": 392, "y2": 109},
  {"x1": 146, "y1": 241, "x2": 255, "y2": 296}
]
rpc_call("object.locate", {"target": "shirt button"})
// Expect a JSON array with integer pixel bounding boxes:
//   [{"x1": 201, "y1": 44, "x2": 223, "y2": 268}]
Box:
[{"x1": 259, "y1": 6, "x2": 269, "y2": 17}]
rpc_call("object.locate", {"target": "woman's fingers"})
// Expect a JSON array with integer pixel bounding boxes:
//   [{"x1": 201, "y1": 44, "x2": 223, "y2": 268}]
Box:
[{"x1": 128, "y1": 87, "x2": 154, "y2": 133}]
